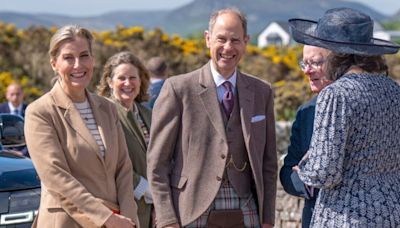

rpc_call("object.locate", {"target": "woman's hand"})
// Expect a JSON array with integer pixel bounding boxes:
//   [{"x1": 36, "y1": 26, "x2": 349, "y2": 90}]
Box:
[{"x1": 104, "y1": 213, "x2": 136, "y2": 228}]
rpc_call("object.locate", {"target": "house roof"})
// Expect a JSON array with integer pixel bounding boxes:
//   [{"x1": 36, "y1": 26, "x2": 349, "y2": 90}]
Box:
[
  {"x1": 274, "y1": 21, "x2": 290, "y2": 33},
  {"x1": 259, "y1": 21, "x2": 290, "y2": 35}
]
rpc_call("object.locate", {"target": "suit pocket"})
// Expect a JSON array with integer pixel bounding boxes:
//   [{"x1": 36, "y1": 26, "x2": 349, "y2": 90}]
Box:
[
  {"x1": 170, "y1": 174, "x2": 188, "y2": 190},
  {"x1": 41, "y1": 189, "x2": 62, "y2": 209},
  {"x1": 170, "y1": 174, "x2": 188, "y2": 217},
  {"x1": 251, "y1": 118, "x2": 266, "y2": 145}
]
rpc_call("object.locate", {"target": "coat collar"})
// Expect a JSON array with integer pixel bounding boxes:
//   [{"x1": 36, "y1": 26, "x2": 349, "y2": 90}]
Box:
[
  {"x1": 114, "y1": 100, "x2": 150, "y2": 151},
  {"x1": 236, "y1": 71, "x2": 254, "y2": 153},
  {"x1": 50, "y1": 81, "x2": 108, "y2": 162},
  {"x1": 198, "y1": 63, "x2": 227, "y2": 141},
  {"x1": 136, "y1": 102, "x2": 151, "y2": 130}
]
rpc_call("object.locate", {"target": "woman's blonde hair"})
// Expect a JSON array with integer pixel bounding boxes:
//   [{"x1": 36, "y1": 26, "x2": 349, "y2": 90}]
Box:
[{"x1": 48, "y1": 25, "x2": 93, "y2": 61}]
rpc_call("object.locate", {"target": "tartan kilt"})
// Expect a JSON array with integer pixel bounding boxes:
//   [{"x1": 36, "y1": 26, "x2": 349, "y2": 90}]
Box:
[{"x1": 185, "y1": 182, "x2": 260, "y2": 227}]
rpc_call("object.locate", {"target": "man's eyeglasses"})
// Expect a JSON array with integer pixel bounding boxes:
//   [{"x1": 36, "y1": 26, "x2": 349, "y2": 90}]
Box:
[{"x1": 298, "y1": 60, "x2": 325, "y2": 71}]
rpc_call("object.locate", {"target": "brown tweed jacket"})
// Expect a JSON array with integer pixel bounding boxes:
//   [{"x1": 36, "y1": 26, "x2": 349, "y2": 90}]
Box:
[{"x1": 147, "y1": 63, "x2": 277, "y2": 227}]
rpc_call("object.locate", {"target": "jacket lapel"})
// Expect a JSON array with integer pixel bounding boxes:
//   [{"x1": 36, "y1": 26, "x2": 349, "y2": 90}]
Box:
[
  {"x1": 88, "y1": 94, "x2": 110, "y2": 162},
  {"x1": 115, "y1": 101, "x2": 147, "y2": 151},
  {"x1": 137, "y1": 103, "x2": 151, "y2": 131},
  {"x1": 51, "y1": 82, "x2": 103, "y2": 160},
  {"x1": 236, "y1": 72, "x2": 254, "y2": 154},
  {"x1": 198, "y1": 63, "x2": 227, "y2": 142}
]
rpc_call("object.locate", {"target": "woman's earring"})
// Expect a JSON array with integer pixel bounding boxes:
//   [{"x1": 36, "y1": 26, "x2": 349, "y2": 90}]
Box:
[
  {"x1": 108, "y1": 84, "x2": 113, "y2": 96},
  {"x1": 107, "y1": 78, "x2": 113, "y2": 95}
]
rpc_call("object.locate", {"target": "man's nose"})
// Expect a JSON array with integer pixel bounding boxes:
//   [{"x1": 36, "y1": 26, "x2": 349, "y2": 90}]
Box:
[
  {"x1": 303, "y1": 65, "x2": 314, "y2": 74},
  {"x1": 224, "y1": 41, "x2": 234, "y2": 49}
]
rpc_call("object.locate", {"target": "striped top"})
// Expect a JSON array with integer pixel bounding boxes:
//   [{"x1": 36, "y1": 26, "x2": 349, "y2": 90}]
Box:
[{"x1": 74, "y1": 100, "x2": 105, "y2": 157}]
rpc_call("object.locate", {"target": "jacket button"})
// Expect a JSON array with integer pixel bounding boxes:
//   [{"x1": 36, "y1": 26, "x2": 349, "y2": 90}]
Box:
[
  {"x1": 221, "y1": 154, "x2": 226, "y2": 159},
  {"x1": 216, "y1": 176, "x2": 222, "y2": 181}
]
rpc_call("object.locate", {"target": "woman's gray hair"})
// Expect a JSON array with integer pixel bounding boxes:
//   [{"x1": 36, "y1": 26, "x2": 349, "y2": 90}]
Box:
[{"x1": 208, "y1": 7, "x2": 248, "y2": 36}]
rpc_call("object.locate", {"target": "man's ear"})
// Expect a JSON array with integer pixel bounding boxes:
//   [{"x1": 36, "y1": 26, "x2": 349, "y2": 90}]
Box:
[{"x1": 204, "y1": 30, "x2": 211, "y2": 48}]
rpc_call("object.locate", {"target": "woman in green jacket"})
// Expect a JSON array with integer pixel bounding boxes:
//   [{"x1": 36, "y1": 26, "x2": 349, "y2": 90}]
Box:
[{"x1": 97, "y1": 51, "x2": 152, "y2": 228}]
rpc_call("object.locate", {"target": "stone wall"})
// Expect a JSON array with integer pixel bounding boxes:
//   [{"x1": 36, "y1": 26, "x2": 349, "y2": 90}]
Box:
[{"x1": 274, "y1": 121, "x2": 303, "y2": 228}]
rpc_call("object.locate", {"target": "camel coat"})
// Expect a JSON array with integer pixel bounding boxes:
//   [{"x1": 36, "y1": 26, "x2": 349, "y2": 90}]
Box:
[{"x1": 25, "y1": 81, "x2": 139, "y2": 227}]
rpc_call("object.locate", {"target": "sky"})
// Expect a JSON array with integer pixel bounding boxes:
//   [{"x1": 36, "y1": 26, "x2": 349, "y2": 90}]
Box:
[{"x1": 1, "y1": 0, "x2": 400, "y2": 16}]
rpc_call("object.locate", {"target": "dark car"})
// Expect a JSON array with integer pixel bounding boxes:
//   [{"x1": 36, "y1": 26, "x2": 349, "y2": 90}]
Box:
[{"x1": 0, "y1": 114, "x2": 40, "y2": 227}]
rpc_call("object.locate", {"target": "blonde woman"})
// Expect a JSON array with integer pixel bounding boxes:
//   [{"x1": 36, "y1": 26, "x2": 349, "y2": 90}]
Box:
[{"x1": 25, "y1": 25, "x2": 139, "y2": 228}]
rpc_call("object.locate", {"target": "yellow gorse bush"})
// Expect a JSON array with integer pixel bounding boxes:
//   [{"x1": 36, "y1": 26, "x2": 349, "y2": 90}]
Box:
[
  {"x1": 1, "y1": 22, "x2": 399, "y2": 120},
  {"x1": 120, "y1": 26, "x2": 144, "y2": 37},
  {"x1": 0, "y1": 72, "x2": 15, "y2": 88},
  {"x1": 0, "y1": 72, "x2": 43, "y2": 103}
]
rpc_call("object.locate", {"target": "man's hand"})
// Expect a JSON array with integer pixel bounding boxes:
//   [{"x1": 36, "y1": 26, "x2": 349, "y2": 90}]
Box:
[
  {"x1": 104, "y1": 213, "x2": 136, "y2": 228},
  {"x1": 5, "y1": 150, "x2": 24, "y2": 157}
]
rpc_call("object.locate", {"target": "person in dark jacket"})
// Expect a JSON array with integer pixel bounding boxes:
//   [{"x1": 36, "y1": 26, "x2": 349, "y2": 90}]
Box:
[
  {"x1": 0, "y1": 83, "x2": 28, "y2": 118},
  {"x1": 142, "y1": 56, "x2": 168, "y2": 109},
  {"x1": 280, "y1": 45, "x2": 332, "y2": 227}
]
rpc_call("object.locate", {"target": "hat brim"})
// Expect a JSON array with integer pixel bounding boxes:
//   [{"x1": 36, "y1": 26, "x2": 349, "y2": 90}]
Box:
[{"x1": 289, "y1": 18, "x2": 400, "y2": 56}]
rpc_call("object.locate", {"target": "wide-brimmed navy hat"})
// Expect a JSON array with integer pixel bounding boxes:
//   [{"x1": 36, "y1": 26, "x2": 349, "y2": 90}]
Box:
[{"x1": 289, "y1": 7, "x2": 400, "y2": 56}]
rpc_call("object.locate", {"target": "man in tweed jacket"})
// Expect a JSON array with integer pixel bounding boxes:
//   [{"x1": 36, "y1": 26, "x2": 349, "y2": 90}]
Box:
[{"x1": 147, "y1": 8, "x2": 277, "y2": 228}]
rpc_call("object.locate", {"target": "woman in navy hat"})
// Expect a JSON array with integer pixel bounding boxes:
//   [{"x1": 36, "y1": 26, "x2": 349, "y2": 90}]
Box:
[{"x1": 289, "y1": 7, "x2": 400, "y2": 227}]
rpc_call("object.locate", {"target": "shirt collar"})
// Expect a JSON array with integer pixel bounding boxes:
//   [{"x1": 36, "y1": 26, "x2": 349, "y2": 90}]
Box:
[
  {"x1": 132, "y1": 102, "x2": 139, "y2": 115},
  {"x1": 8, "y1": 102, "x2": 22, "y2": 112},
  {"x1": 210, "y1": 61, "x2": 237, "y2": 89},
  {"x1": 150, "y1": 78, "x2": 164, "y2": 83}
]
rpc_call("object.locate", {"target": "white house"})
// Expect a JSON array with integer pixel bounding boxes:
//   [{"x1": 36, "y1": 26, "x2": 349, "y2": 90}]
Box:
[
  {"x1": 257, "y1": 21, "x2": 291, "y2": 48},
  {"x1": 372, "y1": 21, "x2": 391, "y2": 41},
  {"x1": 386, "y1": 30, "x2": 400, "y2": 41}
]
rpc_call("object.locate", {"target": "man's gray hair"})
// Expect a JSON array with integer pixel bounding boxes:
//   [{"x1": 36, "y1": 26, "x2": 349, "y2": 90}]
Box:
[{"x1": 208, "y1": 7, "x2": 248, "y2": 37}]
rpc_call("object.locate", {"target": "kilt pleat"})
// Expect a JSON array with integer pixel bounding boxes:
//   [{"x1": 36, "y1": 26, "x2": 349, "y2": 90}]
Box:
[{"x1": 185, "y1": 182, "x2": 260, "y2": 227}]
